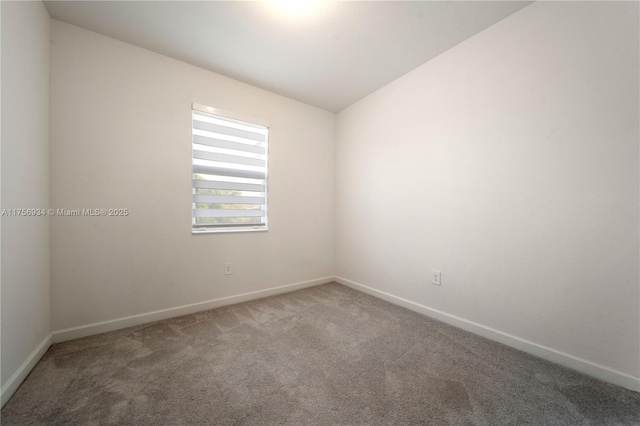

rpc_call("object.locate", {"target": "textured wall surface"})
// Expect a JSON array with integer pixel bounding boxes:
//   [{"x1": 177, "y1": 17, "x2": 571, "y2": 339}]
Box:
[
  {"x1": 50, "y1": 20, "x2": 335, "y2": 331},
  {"x1": 336, "y1": 1, "x2": 639, "y2": 378}
]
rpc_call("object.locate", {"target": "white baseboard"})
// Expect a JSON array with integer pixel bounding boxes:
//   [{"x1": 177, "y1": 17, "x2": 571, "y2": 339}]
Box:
[
  {"x1": 10, "y1": 275, "x2": 636, "y2": 412},
  {"x1": 52, "y1": 276, "x2": 334, "y2": 344},
  {"x1": 335, "y1": 276, "x2": 640, "y2": 393},
  {"x1": 1, "y1": 333, "x2": 52, "y2": 408}
]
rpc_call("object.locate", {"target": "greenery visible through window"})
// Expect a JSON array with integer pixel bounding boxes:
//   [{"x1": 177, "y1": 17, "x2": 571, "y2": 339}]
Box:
[{"x1": 193, "y1": 174, "x2": 262, "y2": 225}]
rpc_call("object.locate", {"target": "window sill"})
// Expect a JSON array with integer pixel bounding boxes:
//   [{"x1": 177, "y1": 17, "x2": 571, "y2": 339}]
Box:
[{"x1": 192, "y1": 227, "x2": 268, "y2": 235}]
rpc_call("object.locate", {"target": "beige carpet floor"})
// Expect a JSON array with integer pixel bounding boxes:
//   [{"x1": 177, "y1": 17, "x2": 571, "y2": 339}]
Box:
[{"x1": 2, "y1": 282, "x2": 639, "y2": 425}]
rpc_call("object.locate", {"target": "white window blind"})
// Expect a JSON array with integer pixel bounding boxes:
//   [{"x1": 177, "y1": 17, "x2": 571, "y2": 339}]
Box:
[{"x1": 192, "y1": 105, "x2": 268, "y2": 233}]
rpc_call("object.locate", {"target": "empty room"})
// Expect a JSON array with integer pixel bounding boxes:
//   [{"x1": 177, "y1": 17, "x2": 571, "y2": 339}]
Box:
[{"x1": 2, "y1": 0, "x2": 639, "y2": 424}]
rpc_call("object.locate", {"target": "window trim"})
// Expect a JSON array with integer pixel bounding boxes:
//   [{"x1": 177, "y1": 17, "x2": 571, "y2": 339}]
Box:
[
  {"x1": 191, "y1": 103, "x2": 269, "y2": 234},
  {"x1": 192, "y1": 103, "x2": 269, "y2": 128}
]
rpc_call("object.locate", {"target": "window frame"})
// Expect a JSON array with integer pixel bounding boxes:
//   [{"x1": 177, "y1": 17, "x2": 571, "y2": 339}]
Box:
[{"x1": 191, "y1": 103, "x2": 269, "y2": 234}]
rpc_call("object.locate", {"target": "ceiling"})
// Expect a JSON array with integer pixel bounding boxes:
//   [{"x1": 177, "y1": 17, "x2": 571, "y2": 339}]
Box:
[{"x1": 44, "y1": 1, "x2": 533, "y2": 112}]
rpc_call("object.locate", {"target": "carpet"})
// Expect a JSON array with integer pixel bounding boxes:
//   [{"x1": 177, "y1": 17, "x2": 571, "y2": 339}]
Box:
[{"x1": 2, "y1": 282, "x2": 639, "y2": 425}]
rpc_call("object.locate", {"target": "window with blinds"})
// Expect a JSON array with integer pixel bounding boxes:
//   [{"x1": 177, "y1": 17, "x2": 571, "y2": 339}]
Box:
[{"x1": 191, "y1": 104, "x2": 268, "y2": 233}]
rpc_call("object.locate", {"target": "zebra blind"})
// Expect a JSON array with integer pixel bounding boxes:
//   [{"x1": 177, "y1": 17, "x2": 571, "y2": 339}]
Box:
[{"x1": 192, "y1": 105, "x2": 268, "y2": 232}]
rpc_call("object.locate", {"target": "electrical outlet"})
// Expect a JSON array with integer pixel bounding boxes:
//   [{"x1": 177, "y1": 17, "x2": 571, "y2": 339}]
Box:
[
  {"x1": 224, "y1": 262, "x2": 232, "y2": 275},
  {"x1": 432, "y1": 270, "x2": 441, "y2": 286}
]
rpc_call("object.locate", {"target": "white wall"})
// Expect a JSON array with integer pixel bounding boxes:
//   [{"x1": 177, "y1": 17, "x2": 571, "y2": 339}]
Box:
[
  {"x1": 1, "y1": 0, "x2": 51, "y2": 398},
  {"x1": 50, "y1": 21, "x2": 335, "y2": 331},
  {"x1": 336, "y1": 1, "x2": 639, "y2": 380}
]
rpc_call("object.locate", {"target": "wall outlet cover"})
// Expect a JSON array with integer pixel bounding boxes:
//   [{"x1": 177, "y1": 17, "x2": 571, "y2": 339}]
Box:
[{"x1": 432, "y1": 270, "x2": 441, "y2": 286}]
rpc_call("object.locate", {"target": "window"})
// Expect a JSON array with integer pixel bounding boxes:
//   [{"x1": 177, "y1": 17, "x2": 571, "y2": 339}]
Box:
[{"x1": 191, "y1": 104, "x2": 268, "y2": 233}]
